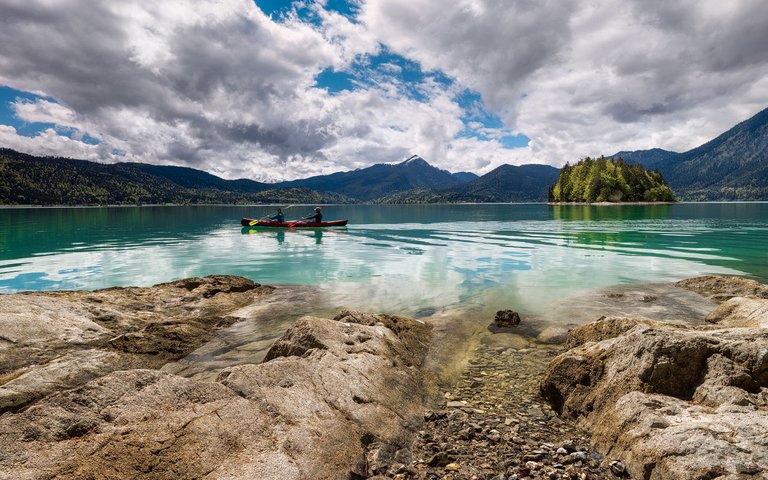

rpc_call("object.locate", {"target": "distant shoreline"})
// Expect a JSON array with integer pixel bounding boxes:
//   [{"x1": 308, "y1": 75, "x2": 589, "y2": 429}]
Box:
[
  {"x1": 547, "y1": 201, "x2": 677, "y2": 206},
  {"x1": 2, "y1": 200, "x2": 768, "y2": 209}
]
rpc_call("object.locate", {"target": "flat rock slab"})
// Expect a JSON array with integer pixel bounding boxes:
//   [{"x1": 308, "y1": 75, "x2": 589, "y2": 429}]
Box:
[{"x1": 0, "y1": 275, "x2": 272, "y2": 413}]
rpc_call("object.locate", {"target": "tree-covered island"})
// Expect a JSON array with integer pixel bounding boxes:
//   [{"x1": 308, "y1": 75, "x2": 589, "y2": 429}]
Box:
[{"x1": 548, "y1": 156, "x2": 675, "y2": 203}]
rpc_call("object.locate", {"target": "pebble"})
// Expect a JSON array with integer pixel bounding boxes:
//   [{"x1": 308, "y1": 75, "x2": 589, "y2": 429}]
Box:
[
  {"x1": 369, "y1": 342, "x2": 620, "y2": 479},
  {"x1": 609, "y1": 460, "x2": 626, "y2": 474}
]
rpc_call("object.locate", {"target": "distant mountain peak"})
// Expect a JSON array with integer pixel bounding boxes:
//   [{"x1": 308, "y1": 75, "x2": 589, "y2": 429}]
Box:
[{"x1": 401, "y1": 155, "x2": 428, "y2": 167}]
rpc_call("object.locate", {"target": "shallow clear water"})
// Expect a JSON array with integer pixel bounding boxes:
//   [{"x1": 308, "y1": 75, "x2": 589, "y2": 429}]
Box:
[{"x1": 1, "y1": 203, "x2": 767, "y2": 318}]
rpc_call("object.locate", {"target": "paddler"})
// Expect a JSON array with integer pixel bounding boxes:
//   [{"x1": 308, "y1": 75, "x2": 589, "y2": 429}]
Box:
[
  {"x1": 268, "y1": 208, "x2": 284, "y2": 222},
  {"x1": 303, "y1": 207, "x2": 323, "y2": 223}
]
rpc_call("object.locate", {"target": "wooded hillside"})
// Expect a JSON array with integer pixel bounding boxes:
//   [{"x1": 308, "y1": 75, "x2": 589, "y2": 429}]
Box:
[{"x1": 549, "y1": 156, "x2": 675, "y2": 203}]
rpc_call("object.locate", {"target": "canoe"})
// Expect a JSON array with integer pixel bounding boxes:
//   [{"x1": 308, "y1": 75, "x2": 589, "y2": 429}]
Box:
[{"x1": 240, "y1": 218, "x2": 348, "y2": 228}]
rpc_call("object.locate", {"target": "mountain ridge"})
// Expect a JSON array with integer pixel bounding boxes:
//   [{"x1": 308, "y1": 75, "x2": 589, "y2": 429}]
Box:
[
  {"x1": 273, "y1": 155, "x2": 469, "y2": 201},
  {"x1": 375, "y1": 163, "x2": 560, "y2": 203},
  {"x1": 611, "y1": 106, "x2": 768, "y2": 199},
  {"x1": 0, "y1": 148, "x2": 352, "y2": 205},
  {"x1": 3, "y1": 104, "x2": 768, "y2": 205}
]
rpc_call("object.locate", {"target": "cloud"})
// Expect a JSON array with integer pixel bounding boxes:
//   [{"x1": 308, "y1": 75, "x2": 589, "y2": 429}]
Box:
[
  {"x1": 0, "y1": 0, "x2": 767, "y2": 179},
  {"x1": 360, "y1": 0, "x2": 768, "y2": 164},
  {"x1": 0, "y1": 0, "x2": 350, "y2": 180},
  {"x1": 0, "y1": 125, "x2": 109, "y2": 160}
]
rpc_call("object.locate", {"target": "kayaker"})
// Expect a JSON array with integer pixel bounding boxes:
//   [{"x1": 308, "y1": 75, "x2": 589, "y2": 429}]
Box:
[
  {"x1": 268, "y1": 208, "x2": 284, "y2": 222},
  {"x1": 304, "y1": 207, "x2": 323, "y2": 223}
]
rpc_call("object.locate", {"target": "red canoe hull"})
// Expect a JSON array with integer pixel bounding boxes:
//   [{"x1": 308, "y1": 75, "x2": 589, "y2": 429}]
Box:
[{"x1": 241, "y1": 218, "x2": 348, "y2": 228}]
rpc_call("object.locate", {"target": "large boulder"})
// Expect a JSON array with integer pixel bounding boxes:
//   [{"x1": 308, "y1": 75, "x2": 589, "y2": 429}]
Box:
[
  {"x1": 564, "y1": 316, "x2": 676, "y2": 348},
  {"x1": 0, "y1": 311, "x2": 431, "y2": 479},
  {"x1": 0, "y1": 275, "x2": 271, "y2": 413},
  {"x1": 541, "y1": 318, "x2": 768, "y2": 479}
]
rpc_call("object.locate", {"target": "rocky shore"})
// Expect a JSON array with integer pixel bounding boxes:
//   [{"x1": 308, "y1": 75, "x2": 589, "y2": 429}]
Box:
[
  {"x1": 0, "y1": 276, "x2": 432, "y2": 479},
  {"x1": 541, "y1": 276, "x2": 768, "y2": 479},
  {"x1": 1, "y1": 274, "x2": 767, "y2": 479},
  {"x1": 0, "y1": 275, "x2": 273, "y2": 414}
]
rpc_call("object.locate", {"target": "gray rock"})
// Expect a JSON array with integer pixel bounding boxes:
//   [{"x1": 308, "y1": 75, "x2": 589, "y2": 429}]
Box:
[
  {"x1": 569, "y1": 451, "x2": 587, "y2": 461},
  {"x1": 541, "y1": 314, "x2": 768, "y2": 480},
  {"x1": 705, "y1": 296, "x2": 768, "y2": 328},
  {"x1": 0, "y1": 310, "x2": 432, "y2": 479},
  {"x1": 0, "y1": 275, "x2": 270, "y2": 413},
  {"x1": 609, "y1": 460, "x2": 626, "y2": 474},
  {"x1": 565, "y1": 316, "x2": 674, "y2": 349}
]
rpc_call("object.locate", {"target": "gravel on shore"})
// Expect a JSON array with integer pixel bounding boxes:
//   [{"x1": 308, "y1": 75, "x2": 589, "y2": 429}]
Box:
[{"x1": 370, "y1": 335, "x2": 624, "y2": 480}]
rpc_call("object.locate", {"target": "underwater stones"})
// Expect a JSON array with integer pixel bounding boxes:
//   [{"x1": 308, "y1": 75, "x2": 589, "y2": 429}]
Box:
[
  {"x1": 494, "y1": 310, "x2": 521, "y2": 328},
  {"x1": 675, "y1": 275, "x2": 768, "y2": 303},
  {"x1": 400, "y1": 342, "x2": 616, "y2": 480}
]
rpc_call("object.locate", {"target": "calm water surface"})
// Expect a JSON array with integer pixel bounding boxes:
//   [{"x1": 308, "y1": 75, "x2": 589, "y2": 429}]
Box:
[{"x1": 2, "y1": 203, "x2": 767, "y2": 318}]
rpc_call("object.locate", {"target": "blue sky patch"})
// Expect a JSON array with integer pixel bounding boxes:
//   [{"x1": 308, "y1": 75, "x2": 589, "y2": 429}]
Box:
[
  {"x1": 315, "y1": 45, "x2": 445, "y2": 102},
  {"x1": 0, "y1": 85, "x2": 101, "y2": 144},
  {"x1": 255, "y1": 0, "x2": 358, "y2": 24},
  {"x1": 455, "y1": 89, "x2": 530, "y2": 148},
  {"x1": 0, "y1": 86, "x2": 53, "y2": 136},
  {"x1": 253, "y1": 0, "x2": 295, "y2": 18},
  {"x1": 313, "y1": 45, "x2": 529, "y2": 148}
]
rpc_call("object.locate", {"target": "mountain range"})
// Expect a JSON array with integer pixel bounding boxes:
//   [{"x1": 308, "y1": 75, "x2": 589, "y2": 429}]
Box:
[
  {"x1": 0, "y1": 148, "x2": 557, "y2": 205},
  {"x1": 275, "y1": 155, "x2": 474, "y2": 201},
  {"x1": 610, "y1": 106, "x2": 768, "y2": 200},
  {"x1": 2, "y1": 105, "x2": 767, "y2": 204},
  {"x1": 375, "y1": 164, "x2": 560, "y2": 203}
]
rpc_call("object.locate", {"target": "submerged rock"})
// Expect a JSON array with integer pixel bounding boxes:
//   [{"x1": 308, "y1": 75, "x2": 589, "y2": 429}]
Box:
[
  {"x1": 675, "y1": 275, "x2": 768, "y2": 303},
  {"x1": 541, "y1": 275, "x2": 768, "y2": 480},
  {"x1": 0, "y1": 310, "x2": 431, "y2": 479},
  {"x1": 0, "y1": 275, "x2": 271, "y2": 413},
  {"x1": 493, "y1": 310, "x2": 521, "y2": 328}
]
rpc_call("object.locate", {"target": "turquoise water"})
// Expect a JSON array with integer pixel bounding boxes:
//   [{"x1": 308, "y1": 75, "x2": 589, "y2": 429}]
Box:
[{"x1": 1, "y1": 203, "x2": 767, "y2": 317}]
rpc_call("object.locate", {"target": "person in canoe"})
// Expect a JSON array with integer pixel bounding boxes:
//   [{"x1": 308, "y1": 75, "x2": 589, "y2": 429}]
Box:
[
  {"x1": 303, "y1": 207, "x2": 323, "y2": 223},
  {"x1": 268, "y1": 208, "x2": 284, "y2": 222}
]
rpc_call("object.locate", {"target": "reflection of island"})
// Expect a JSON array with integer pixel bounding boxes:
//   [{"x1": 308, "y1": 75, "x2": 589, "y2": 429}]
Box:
[{"x1": 549, "y1": 203, "x2": 673, "y2": 221}]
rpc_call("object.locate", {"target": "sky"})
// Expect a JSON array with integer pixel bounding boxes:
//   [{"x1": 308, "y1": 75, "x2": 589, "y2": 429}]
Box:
[{"x1": 0, "y1": 0, "x2": 767, "y2": 182}]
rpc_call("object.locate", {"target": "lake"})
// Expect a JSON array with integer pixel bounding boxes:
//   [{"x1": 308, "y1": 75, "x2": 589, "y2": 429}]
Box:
[
  {"x1": 4, "y1": 203, "x2": 767, "y2": 378},
  {"x1": 2, "y1": 203, "x2": 767, "y2": 317}
]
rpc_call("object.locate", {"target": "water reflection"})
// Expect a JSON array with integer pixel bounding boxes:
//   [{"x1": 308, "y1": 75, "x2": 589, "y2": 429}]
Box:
[
  {"x1": 549, "y1": 203, "x2": 674, "y2": 221},
  {"x1": 1, "y1": 205, "x2": 767, "y2": 315}
]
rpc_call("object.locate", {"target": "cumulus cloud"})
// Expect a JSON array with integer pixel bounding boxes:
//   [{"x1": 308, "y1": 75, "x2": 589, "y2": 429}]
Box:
[
  {"x1": 0, "y1": 0, "x2": 767, "y2": 179},
  {"x1": 0, "y1": 125, "x2": 110, "y2": 160},
  {"x1": 361, "y1": 0, "x2": 768, "y2": 164}
]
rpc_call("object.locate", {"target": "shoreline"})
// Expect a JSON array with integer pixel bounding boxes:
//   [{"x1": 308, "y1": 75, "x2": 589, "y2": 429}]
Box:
[
  {"x1": 1, "y1": 275, "x2": 767, "y2": 478},
  {"x1": 547, "y1": 201, "x2": 676, "y2": 205},
  {"x1": 3, "y1": 200, "x2": 768, "y2": 209}
]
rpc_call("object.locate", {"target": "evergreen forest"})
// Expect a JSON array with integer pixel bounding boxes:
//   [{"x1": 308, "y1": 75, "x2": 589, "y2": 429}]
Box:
[{"x1": 549, "y1": 156, "x2": 675, "y2": 203}]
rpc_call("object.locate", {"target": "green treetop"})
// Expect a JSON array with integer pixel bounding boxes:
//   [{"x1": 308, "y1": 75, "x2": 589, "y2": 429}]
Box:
[{"x1": 549, "y1": 156, "x2": 675, "y2": 203}]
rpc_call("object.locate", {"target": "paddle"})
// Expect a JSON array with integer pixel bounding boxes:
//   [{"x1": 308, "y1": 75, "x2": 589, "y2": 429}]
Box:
[{"x1": 249, "y1": 204, "x2": 294, "y2": 226}]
